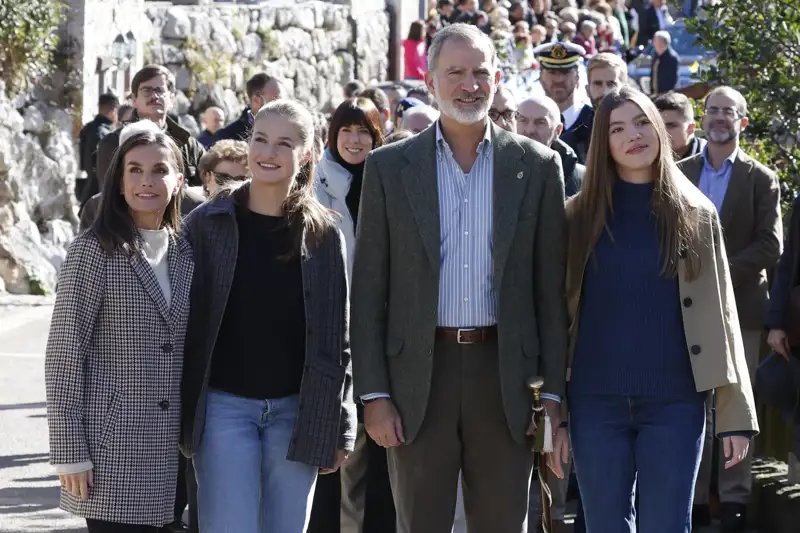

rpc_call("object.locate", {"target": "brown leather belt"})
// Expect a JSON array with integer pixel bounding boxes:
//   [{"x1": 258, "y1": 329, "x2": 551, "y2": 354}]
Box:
[{"x1": 435, "y1": 326, "x2": 497, "y2": 344}]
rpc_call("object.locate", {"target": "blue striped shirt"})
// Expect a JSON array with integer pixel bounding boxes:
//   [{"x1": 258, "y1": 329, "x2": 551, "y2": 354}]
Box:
[{"x1": 435, "y1": 122, "x2": 496, "y2": 328}]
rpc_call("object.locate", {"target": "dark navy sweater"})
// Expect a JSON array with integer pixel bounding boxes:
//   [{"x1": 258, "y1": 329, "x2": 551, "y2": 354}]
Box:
[{"x1": 570, "y1": 179, "x2": 700, "y2": 399}]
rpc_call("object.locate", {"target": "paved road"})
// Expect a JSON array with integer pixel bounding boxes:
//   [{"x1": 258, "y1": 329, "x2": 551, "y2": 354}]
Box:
[{"x1": 0, "y1": 300, "x2": 87, "y2": 533}]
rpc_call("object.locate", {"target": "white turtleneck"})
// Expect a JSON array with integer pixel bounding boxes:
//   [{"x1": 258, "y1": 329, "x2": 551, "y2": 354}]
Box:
[{"x1": 138, "y1": 228, "x2": 172, "y2": 307}]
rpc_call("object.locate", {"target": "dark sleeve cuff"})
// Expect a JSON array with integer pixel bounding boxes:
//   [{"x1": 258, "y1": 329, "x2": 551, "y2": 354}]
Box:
[{"x1": 718, "y1": 431, "x2": 755, "y2": 440}]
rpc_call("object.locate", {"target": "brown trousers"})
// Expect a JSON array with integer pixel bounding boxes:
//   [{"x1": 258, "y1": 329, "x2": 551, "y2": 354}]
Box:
[{"x1": 388, "y1": 338, "x2": 534, "y2": 533}]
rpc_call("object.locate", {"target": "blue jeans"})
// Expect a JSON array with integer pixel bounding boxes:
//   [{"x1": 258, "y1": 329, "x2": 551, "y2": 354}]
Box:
[
  {"x1": 194, "y1": 390, "x2": 318, "y2": 533},
  {"x1": 569, "y1": 395, "x2": 705, "y2": 533}
]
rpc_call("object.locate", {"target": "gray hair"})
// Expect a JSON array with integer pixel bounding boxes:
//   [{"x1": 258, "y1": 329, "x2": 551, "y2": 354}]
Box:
[
  {"x1": 653, "y1": 30, "x2": 671, "y2": 46},
  {"x1": 427, "y1": 23, "x2": 498, "y2": 72},
  {"x1": 704, "y1": 86, "x2": 748, "y2": 117},
  {"x1": 402, "y1": 105, "x2": 440, "y2": 128},
  {"x1": 520, "y1": 95, "x2": 562, "y2": 125}
]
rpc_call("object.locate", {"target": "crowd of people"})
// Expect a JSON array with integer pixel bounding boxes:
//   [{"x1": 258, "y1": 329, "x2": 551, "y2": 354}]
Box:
[{"x1": 49, "y1": 3, "x2": 796, "y2": 533}]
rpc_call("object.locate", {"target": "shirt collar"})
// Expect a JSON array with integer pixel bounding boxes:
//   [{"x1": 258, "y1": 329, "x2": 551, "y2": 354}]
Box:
[
  {"x1": 435, "y1": 119, "x2": 492, "y2": 156},
  {"x1": 701, "y1": 146, "x2": 738, "y2": 170}
]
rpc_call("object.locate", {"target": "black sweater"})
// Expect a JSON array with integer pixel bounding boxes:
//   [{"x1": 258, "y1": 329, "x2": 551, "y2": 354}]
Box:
[{"x1": 209, "y1": 208, "x2": 306, "y2": 400}]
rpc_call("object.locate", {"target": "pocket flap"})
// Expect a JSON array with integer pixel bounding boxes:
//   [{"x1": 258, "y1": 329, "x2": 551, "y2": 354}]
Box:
[{"x1": 386, "y1": 337, "x2": 404, "y2": 357}]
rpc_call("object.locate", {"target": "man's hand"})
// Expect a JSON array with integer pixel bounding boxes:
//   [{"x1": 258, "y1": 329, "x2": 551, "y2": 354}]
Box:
[
  {"x1": 320, "y1": 449, "x2": 349, "y2": 475},
  {"x1": 767, "y1": 329, "x2": 790, "y2": 360},
  {"x1": 364, "y1": 398, "x2": 405, "y2": 448},
  {"x1": 723, "y1": 435, "x2": 750, "y2": 469},
  {"x1": 548, "y1": 427, "x2": 570, "y2": 479},
  {"x1": 59, "y1": 469, "x2": 93, "y2": 500}
]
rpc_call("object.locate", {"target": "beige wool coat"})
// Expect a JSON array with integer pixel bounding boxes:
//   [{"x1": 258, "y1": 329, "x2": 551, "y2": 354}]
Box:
[{"x1": 565, "y1": 177, "x2": 759, "y2": 436}]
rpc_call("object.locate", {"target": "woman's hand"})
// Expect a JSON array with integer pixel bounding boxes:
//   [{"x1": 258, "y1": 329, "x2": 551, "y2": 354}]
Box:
[
  {"x1": 547, "y1": 427, "x2": 571, "y2": 479},
  {"x1": 320, "y1": 449, "x2": 349, "y2": 475},
  {"x1": 767, "y1": 329, "x2": 790, "y2": 360},
  {"x1": 59, "y1": 469, "x2": 93, "y2": 500},
  {"x1": 723, "y1": 436, "x2": 750, "y2": 470}
]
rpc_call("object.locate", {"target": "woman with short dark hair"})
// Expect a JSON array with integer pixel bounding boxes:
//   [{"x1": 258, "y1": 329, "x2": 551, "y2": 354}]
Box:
[{"x1": 46, "y1": 122, "x2": 194, "y2": 533}]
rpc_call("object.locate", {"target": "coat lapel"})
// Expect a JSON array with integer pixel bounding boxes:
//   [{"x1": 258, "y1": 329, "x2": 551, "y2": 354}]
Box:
[
  {"x1": 718, "y1": 153, "x2": 752, "y2": 230},
  {"x1": 681, "y1": 156, "x2": 703, "y2": 187},
  {"x1": 491, "y1": 125, "x2": 528, "y2": 284},
  {"x1": 168, "y1": 235, "x2": 194, "y2": 330},
  {"x1": 129, "y1": 248, "x2": 172, "y2": 327},
  {"x1": 401, "y1": 127, "x2": 441, "y2": 273}
]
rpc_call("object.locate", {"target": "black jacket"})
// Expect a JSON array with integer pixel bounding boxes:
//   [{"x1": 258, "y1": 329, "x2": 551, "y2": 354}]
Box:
[
  {"x1": 560, "y1": 104, "x2": 594, "y2": 165},
  {"x1": 653, "y1": 47, "x2": 680, "y2": 95},
  {"x1": 212, "y1": 107, "x2": 252, "y2": 145},
  {"x1": 766, "y1": 194, "x2": 800, "y2": 332},
  {"x1": 78, "y1": 115, "x2": 115, "y2": 181},
  {"x1": 552, "y1": 139, "x2": 585, "y2": 198}
]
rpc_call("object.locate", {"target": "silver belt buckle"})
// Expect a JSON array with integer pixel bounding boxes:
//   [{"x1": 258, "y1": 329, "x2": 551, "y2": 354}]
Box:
[{"x1": 457, "y1": 328, "x2": 476, "y2": 344}]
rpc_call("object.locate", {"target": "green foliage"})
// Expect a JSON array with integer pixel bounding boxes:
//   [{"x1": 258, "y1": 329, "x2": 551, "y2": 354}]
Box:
[
  {"x1": 25, "y1": 273, "x2": 48, "y2": 296},
  {"x1": 686, "y1": 1, "x2": 800, "y2": 212},
  {"x1": 0, "y1": 0, "x2": 66, "y2": 95},
  {"x1": 182, "y1": 36, "x2": 233, "y2": 87},
  {"x1": 256, "y1": 27, "x2": 281, "y2": 61}
]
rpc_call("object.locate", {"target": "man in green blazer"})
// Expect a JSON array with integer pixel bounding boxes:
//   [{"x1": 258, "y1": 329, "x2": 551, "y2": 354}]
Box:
[{"x1": 351, "y1": 23, "x2": 569, "y2": 533}]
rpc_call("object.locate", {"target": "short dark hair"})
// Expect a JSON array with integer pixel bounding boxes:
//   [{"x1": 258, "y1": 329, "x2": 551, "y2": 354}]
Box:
[
  {"x1": 245, "y1": 73, "x2": 274, "y2": 99},
  {"x1": 328, "y1": 97, "x2": 385, "y2": 161},
  {"x1": 385, "y1": 129, "x2": 415, "y2": 144},
  {"x1": 438, "y1": 0, "x2": 454, "y2": 7},
  {"x1": 93, "y1": 130, "x2": 184, "y2": 254},
  {"x1": 132, "y1": 65, "x2": 175, "y2": 97},
  {"x1": 343, "y1": 80, "x2": 366, "y2": 98},
  {"x1": 98, "y1": 93, "x2": 120, "y2": 113},
  {"x1": 407, "y1": 85, "x2": 432, "y2": 104},
  {"x1": 653, "y1": 91, "x2": 695, "y2": 123},
  {"x1": 358, "y1": 87, "x2": 390, "y2": 115}
]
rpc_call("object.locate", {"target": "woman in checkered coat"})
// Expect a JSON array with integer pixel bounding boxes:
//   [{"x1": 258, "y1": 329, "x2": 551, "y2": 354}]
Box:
[
  {"x1": 45, "y1": 123, "x2": 194, "y2": 533},
  {"x1": 180, "y1": 99, "x2": 356, "y2": 532}
]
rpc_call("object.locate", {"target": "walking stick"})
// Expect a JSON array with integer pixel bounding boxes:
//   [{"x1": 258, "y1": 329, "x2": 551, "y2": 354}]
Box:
[{"x1": 527, "y1": 376, "x2": 553, "y2": 533}]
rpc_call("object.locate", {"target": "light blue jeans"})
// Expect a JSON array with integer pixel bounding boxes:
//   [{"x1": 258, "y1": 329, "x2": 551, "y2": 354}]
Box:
[{"x1": 193, "y1": 389, "x2": 318, "y2": 533}]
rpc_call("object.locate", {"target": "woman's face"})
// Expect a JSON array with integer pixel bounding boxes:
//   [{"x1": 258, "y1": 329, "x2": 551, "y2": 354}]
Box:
[
  {"x1": 249, "y1": 113, "x2": 309, "y2": 186},
  {"x1": 122, "y1": 143, "x2": 182, "y2": 226},
  {"x1": 608, "y1": 101, "x2": 659, "y2": 174},
  {"x1": 336, "y1": 123, "x2": 373, "y2": 165},
  {"x1": 205, "y1": 159, "x2": 249, "y2": 195}
]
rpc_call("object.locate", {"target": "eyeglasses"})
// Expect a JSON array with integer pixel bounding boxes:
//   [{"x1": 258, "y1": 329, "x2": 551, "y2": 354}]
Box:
[
  {"x1": 489, "y1": 109, "x2": 519, "y2": 122},
  {"x1": 705, "y1": 106, "x2": 741, "y2": 119},
  {"x1": 138, "y1": 86, "x2": 169, "y2": 98},
  {"x1": 212, "y1": 171, "x2": 248, "y2": 184}
]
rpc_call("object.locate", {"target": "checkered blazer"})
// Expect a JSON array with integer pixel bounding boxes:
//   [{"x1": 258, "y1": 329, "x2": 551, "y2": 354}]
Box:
[
  {"x1": 45, "y1": 230, "x2": 194, "y2": 526},
  {"x1": 180, "y1": 184, "x2": 356, "y2": 469}
]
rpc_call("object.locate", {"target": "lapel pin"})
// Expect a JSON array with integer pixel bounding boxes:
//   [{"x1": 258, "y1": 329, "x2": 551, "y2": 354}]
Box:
[{"x1": 516, "y1": 171, "x2": 524, "y2": 180}]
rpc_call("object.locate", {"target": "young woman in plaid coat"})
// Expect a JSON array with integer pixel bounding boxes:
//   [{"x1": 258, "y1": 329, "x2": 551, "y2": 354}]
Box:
[
  {"x1": 45, "y1": 123, "x2": 194, "y2": 533},
  {"x1": 180, "y1": 99, "x2": 356, "y2": 533}
]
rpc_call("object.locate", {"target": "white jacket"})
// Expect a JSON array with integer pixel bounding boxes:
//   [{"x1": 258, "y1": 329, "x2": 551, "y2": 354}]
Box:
[{"x1": 314, "y1": 150, "x2": 355, "y2": 280}]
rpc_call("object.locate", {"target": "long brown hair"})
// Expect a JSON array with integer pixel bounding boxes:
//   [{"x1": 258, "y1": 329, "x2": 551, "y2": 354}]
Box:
[
  {"x1": 568, "y1": 86, "x2": 704, "y2": 286},
  {"x1": 92, "y1": 130, "x2": 184, "y2": 255},
  {"x1": 216, "y1": 99, "x2": 337, "y2": 259}
]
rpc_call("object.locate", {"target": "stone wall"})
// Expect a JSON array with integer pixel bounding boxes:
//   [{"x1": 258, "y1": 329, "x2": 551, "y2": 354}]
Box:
[{"x1": 143, "y1": 0, "x2": 389, "y2": 134}]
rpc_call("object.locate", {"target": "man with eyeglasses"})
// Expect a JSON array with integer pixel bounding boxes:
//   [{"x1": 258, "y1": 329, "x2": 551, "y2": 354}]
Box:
[
  {"x1": 488, "y1": 86, "x2": 518, "y2": 133},
  {"x1": 80, "y1": 65, "x2": 206, "y2": 233},
  {"x1": 678, "y1": 86, "x2": 782, "y2": 533}
]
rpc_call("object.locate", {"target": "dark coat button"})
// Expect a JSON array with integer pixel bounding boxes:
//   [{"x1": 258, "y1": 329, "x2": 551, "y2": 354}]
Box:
[
  {"x1": 683, "y1": 298, "x2": 693, "y2": 307},
  {"x1": 158, "y1": 400, "x2": 170, "y2": 410},
  {"x1": 162, "y1": 343, "x2": 173, "y2": 353},
  {"x1": 690, "y1": 345, "x2": 701, "y2": 355}
]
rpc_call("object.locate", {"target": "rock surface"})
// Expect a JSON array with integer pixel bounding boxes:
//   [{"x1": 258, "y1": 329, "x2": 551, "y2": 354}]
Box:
[
  {"x1": 144, "y1": 0, "x2": 388, "y2": 121},
  {"x1": 0, "y1": 87, "x2": 77, "y2": 295}
]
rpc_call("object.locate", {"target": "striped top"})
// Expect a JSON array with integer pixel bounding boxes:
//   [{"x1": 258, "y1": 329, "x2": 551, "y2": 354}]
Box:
[{"x1": 435, "y1": 121, "x2": 496, "y2": 328}]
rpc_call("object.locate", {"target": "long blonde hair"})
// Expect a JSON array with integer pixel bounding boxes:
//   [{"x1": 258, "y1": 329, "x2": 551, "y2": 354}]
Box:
[{"x1": 567, "y1": 86, "x2": 704, "y2": 287}]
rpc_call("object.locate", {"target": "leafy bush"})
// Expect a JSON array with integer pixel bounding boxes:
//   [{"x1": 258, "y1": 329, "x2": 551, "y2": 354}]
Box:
[
  {"x1": 686, "y1": 1, "x2": 800, "y2": 212},
  {"x1": 0, "y1": 0, "x2": 66, "y2": 95}
]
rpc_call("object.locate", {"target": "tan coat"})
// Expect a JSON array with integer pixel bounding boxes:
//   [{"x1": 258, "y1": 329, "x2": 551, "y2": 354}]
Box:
[{"x1": 565, "y1": 178, "x2": 759, "y2": 435}]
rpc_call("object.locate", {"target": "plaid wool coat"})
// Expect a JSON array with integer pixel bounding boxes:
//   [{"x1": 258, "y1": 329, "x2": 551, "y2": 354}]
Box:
[{"x1": 45, "y1": 230, "x2": 194, "y2": 526}]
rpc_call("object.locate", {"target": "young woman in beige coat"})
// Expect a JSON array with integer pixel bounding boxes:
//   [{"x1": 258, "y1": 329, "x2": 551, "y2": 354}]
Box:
[{"x1": 552, "y1": 86, "x2": 758, "y2": 533}]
